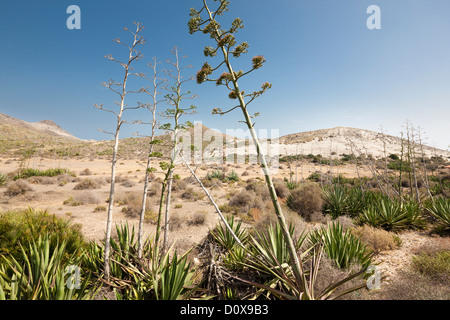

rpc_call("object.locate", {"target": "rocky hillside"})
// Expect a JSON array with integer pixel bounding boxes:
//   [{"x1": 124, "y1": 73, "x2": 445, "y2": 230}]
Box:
[{"x1": 277, "y1": 127, "x2": 449, "y2": 159}]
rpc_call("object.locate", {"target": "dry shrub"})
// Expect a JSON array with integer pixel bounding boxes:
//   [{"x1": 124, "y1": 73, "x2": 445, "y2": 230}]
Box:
[
  {"x1": 334, "y1": 215, "x2": 355, "y2": 230},
  {"x1": 180, "y1": 188, "x2": 203, "y2": 201},
  {"x1": 120, "y1": 179, "x2": 136, "y2": 188},
  {"x1": 4, "y1": 180, "x2": 33, "y2": 196},
  {"x1": 228, "y1": 189, "x2": 264, "y2": 214},
  {"x1": 287, "y1": 183, "x2": 323, "y2": 221},
  {"x1": 139, "y1": 172, "x2": 156, "y2": 183},
  {"x1": 74, "y1": 178, "x2": 100, "y2": 190},
  {"x1": 116, "y1": 191, "x2": 150, "y2": 218},
  {"x1": 308, "y1": 255, "x2": 368, "y2": 300},
  {"x1": 378, "y1": 270, "x2": 450, "y2": 300},
  {"x1": 169, "y1": 213, "x2": 183, "y2": 231},
  {"x1": 241, "y1": 171, "x2": 249, "y2": 177},
  {"x1": 410, "y1": 238, "x2": 450, "y2": 283},
  {"x1": 79, "y1": 168, "x2": 92, "y2": 176},
  {"x1": 26, "y1": 176, "x2": 56, "y2": 185},
  {"x1": 73, "y1": 191, "x2": 101, "y2": 205},
  {"x1": 188, "y1": 211, "x2": 207, "y2": 226},
  {"x1": 273, "y1": 179, "x2": 290, "y2": 199},
  {"x1": 171, "y1": 179, "x2": 187, "y2": 192},
  {"x1": 57, "y1": 173, "x2": 80, "y2": 186},
  {"x1": 351, "y1": 225, "x2": 399, "y2": 253},
  {"x1": 245, "y1": 179, "x2": 270, "y2": 198},
  {"x1": 201, "y1": 177, "x2": 221, "y2": 189},
  {"x1": 147, "y1": 182, "x2": 161, "y2": 197}
]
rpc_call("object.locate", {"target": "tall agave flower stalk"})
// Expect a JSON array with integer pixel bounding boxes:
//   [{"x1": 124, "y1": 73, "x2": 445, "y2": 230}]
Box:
[
  {"x1": 94, "y1": 22, "x2": 146, "y2": 280},
  {"x1": 137, "y1": 58, "x2": 167, "y2": 259},
  {"x1": 154, "y1": 47, "x2": 196, "y2": 255},
  {"x1": 188, "y1": 0, "x2": 303, "y2": 282}
]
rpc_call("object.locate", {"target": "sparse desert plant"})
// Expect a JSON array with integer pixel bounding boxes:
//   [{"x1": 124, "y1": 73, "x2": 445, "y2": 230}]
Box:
[
  {"x1": 245, "y1": 179, "x2": 270, "y2": 198},
  {"x1": 180, "y1": 188, "x2": 203, "y2": 202},
  {"x1": 63, "y1": 196, "x2": 83, "y2": 207},
  {"x1": 0, "y1": 173, "x2": 7, "y2": 187},
  {"x1": 4, "y1": 179, "x2": 33, "y2": 196},
  {"x1": 412, "y1": 250, "x2": 450, "y2": 283},
  {"x1": 227, "y1": 170, "x2": 239, "y2": 182},
  {"x1": 73, "y1": 179, "x2": 101, "y2": 190},
  {"x1": 169, "y1": 213, "x2": 183, "y2": 231},
  {"x1": 79, "y1": 168, "x2": 92, "y2": 176},
  {"x1": 73, "y1": 191, "x2": 101, "y2": 205},
  {"x1": 188, "y1": 211, "x2": 207, "y2": 226},
  {"x1": 286, "y1": 183, "x2": 323, "y2": 221},
  {"x1": 94, "y1": 205, "x2": 107, "y2": 212}
]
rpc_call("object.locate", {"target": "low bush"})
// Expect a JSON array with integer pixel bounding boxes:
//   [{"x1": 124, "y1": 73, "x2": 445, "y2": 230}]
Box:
[
  {"x1": 79, "y1": 168, "x2": 92, "y2": 176},
  {"x1": 74, "y1": 191, "x2": 101, "y2": 205},
  {"x1": 286, "y1": 183, "x2": 323, "y2": 221},
  {"x1": 350, "y1": 225, "x2": 400, "y2": 253},
  {"x1": 4, "y1": 179, "x2": 33, "y2": 196},
  {"x1": 188, "y1": 211, "x2": 207, "y2": 226},
  {"x1": 74, "y1": 179, "x2": 101, "y2": 190},
  {"x1": 273, "y1": 179, "x2": 290, "y2": 199},
  {"x1": 14, "y1": 168, "x2": 75, "y2": 180},
  {"x1": 0, "y1": 208, "x2": 85, "y2": 264},
  {"x1": 412, "y1": 250, "x2": 450, "y2": 283},
  {"x1": 228, "y1": 189, "x2": 264, "y2": 214}
]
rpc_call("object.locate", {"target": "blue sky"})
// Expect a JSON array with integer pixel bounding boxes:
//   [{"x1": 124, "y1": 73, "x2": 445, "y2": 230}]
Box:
[{"x1": 0, "y1": 0, "x2": 449, "y2": 150}]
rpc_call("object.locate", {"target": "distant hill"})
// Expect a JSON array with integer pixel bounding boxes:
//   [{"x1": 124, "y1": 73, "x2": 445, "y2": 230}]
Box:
[
  {"x1": 277, "y1": 126, "x2": 449, "y2": 159},
  {"x1": 0, "y1": 113, "x2": 448, "y2": 160},
  {"x1": 0, "y1": 113, "x2": 81, "y2": 142}
]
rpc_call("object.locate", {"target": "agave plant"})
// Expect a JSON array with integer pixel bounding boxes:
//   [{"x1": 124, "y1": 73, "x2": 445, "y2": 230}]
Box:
[
  {"x1": 359, "y1": 196, "x2": 425, "y2": 231},
  {"x1": 0, "y1": 236, "x2": 96, "y2": 300},
  {"x1": 237, "y1": 239, "x2": 367, "y2": 300},
  {"x1": 308, "y1": 221, "x2": 373, "y2": 269},
  {"x1": 322, "y1": 185, "x2": 350, "y2": 218},
  {"x1": 425, "y1": 197, "x2": 450, "y2": 230},
  {"x1": 210, "y1": 215, "x2": 249, "y2": 251}
]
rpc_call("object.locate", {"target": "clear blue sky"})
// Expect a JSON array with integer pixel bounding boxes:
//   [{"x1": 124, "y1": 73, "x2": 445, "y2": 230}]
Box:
[{"x1": 0, "y1": 0, "x2": 449, "y2": 150}]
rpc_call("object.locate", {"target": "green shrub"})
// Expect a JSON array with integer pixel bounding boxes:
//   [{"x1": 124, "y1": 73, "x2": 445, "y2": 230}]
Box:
[
  {"x1": 412, "y1": 251, "x2": 450, "y2": 283},
  {"x1": 0, "y1": 208, "x2": 85, "y2": 265},
  {"x1": 0, "y1": 173, "x2": 7, "y2": 187},
  {"x1": 14, "y1": 168, "x2": 75, "y2": 180}
]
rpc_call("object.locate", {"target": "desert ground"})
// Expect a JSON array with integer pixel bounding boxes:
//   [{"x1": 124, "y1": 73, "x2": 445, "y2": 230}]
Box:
[{"x1": 1, "y1": 154, "x2": 446, "y2": 294}]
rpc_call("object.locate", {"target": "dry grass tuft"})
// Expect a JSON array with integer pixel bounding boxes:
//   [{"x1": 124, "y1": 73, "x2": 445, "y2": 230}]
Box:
[{"x1": 351, "y1": 225, "x2": 399, "y2": 253}]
